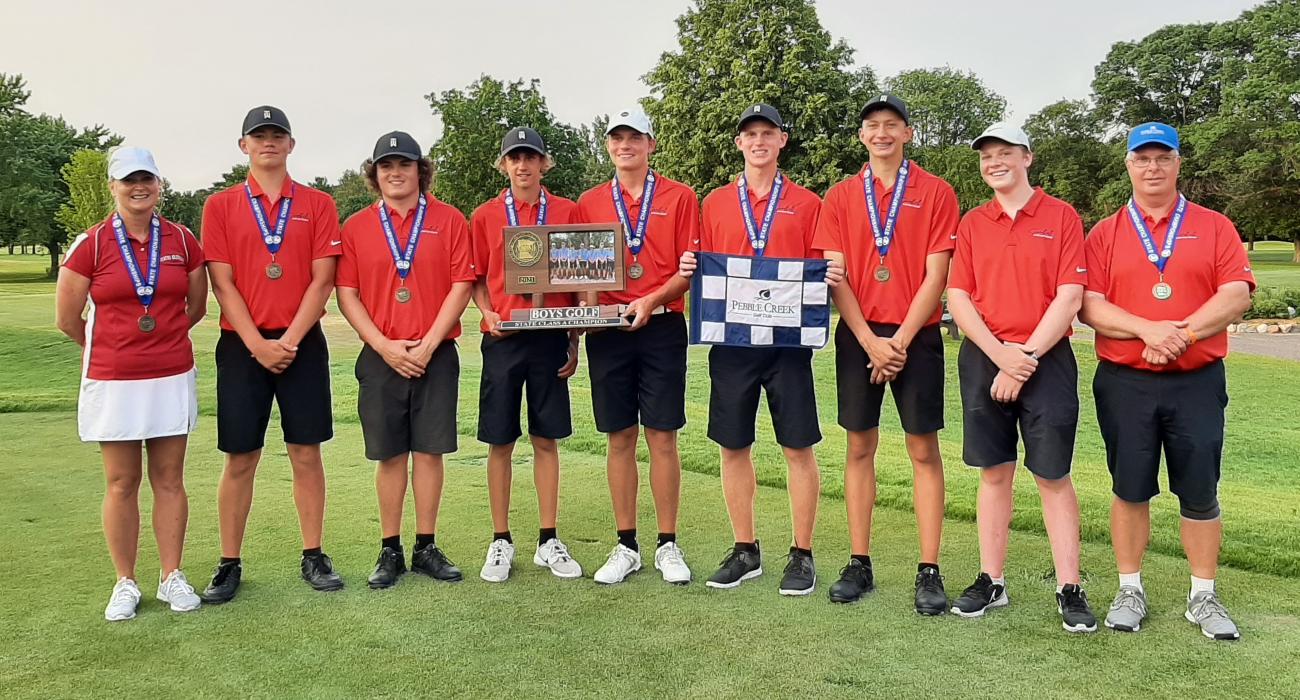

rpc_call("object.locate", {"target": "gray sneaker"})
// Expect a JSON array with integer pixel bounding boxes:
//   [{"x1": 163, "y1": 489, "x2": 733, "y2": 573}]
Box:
[
  {"x1": 1104, "y1": 585, "x2": 1148, "y2": 632},
  {"x1": 1186, "y1": 590, "x2": 1241, "y2": 641}
]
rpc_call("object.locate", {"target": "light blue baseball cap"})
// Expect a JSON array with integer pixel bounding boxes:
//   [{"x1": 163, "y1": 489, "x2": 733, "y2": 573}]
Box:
[{"x1": 1127, "y1": 122, "x2": 1179, "y2": 151}]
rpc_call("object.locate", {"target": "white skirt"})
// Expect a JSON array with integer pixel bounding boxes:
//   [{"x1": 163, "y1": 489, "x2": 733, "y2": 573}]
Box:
[{"x1": 78, "y1": 367, "x2": 199, "y2": 442}]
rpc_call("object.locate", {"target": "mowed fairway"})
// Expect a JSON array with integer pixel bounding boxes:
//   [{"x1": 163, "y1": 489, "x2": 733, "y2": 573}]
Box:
[{"x1": 1, "y1": 253, "x2": 1298, "y2": 698}]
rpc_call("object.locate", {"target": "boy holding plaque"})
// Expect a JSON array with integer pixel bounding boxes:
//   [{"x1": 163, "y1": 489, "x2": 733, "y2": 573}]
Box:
[
  {"x1": 200, "y1": 106, "x2": 344, "y2": 603},
  {"x1": 470, "y1": 126, "x2": 584, "y2": 583},
  {"x1": 576, "y1": 108, "x2": 699, "y2": 586},
  {"x1": 1080, "y1": 122, "x2": 1253, "y2": 641},
  {"x1": 678, "y1": 103, "x2": 842, "y2": 595},
  {"x1": 336, "y1": 131, "x2": 473, "y2": 589},
  {"x1": 813, "y1": 94, "x2": 959, "y2": 612}
]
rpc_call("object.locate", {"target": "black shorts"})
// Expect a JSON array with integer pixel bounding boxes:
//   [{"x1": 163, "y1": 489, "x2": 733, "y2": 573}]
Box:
[
  {"x1": 477, "y1": 330, "x2": 572, "y2": 445},
  {"x1": 958, "y1": 339, "x2": 1078, "y2": 479},
  {"x1": 585, "y1": 312, "x2": 688, "y2": 433},
  {"x1": 1093, "y1": 360, "x2": 1227, "y2": 505},
  {"x1": 215, "y1": 324, "x2": 333, "y2": 454},
  {"x1": 356, "y1": 341, "x2": 459, "y2": 461},
  {"x1": 835, "y1": 320, "x2": 945, "y2": 435},
  {"x1": 707, "y1": 345, "x2": 821, "y2": 450}
]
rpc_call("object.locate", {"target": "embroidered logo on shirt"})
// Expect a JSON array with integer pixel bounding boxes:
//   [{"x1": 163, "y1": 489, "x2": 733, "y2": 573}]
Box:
[
  {"x1": 291, "y1": 215, "x2": 310, "y2": 223},
  {"x1": 1031, "y1": 231, "x2": 1055, "y2": 239},
  {"x1": 161, "y1": 254, "x2": 186, "y2": 264},
  {"x1": 777, "y1": 208, "x2": 796, "y2": 215},
  {"x1": 901, "y1": 201, "x2": 922, "y2": 209}
]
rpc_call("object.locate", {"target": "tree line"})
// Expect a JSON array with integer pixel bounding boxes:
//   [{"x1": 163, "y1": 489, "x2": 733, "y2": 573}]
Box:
[{"x1": 2, "y1": 0, "x2": 1295, "y2": 276}]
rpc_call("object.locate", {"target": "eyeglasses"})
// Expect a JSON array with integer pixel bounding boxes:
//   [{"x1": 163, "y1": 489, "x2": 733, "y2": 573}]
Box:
[{"x1": 1128, "y1": 155, "x2": 1179, "y2": 168}]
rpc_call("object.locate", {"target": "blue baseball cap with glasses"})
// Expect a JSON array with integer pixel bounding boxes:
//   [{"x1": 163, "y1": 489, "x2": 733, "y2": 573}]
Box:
[{"x1": 1127, "y1": 122, "x2": 1179, "y2": 151}]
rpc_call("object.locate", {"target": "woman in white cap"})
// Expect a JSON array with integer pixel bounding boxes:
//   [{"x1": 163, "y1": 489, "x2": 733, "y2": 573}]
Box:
[{"x1": 55, "y1": 147, "x2": 208, "y2": 620}]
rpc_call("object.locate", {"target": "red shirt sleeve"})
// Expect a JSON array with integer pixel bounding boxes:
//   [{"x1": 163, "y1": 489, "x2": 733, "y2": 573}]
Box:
[
  {"x1": 699, "y1": 192, "x2": 718, "y2": 253},
  {"x1": 62, "y1": 230, "x2": 97, "y2": 278},
  {"x1": 470, "y1": 208, "x2": 490, "y2": 278},
  {"x1": 334, "y1": 215, "x2": 360, "y2": 288},
  {"x1": 803, "y1": 196, "x2": 823, "y2": 256},
  {"x1": 1213, "y1": 215, "x2": 1256, "y2": 291},
  {"x1": 312, "y1": 195, "x2": 342, "y2": 260},
  {"x1": 928, "y1": 182, "x2": 960, "y2": 254},
  {"x1": 812, "y1": 186, "x2": 844, "y2": 253},
  {"x1": 678, "y1": 187, "x2": 701, "y2": 255},
  {"x1": 200, "y1": 195, "x2": 230, "y2": 264},
  {"x1": 1056, "y1": 207, "x2": 1087, "y2": 288},
  {"x1": 447, "y1": 211, "x2": 475, "y2": 283},
  {"x1": 947, "y1": 215, "x2": 976, "y2": 293},
  {"x1": 1084, "y1": 222, "x2": 1111, "y2": 295},
  {"x1": 179, "y1": 225, "x2": 206, "y2": 271}
]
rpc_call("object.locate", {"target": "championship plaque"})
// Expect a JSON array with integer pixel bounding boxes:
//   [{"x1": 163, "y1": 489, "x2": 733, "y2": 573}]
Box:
[{"x1": 499, "y1": 223, "x2": 630, "y2": 330}]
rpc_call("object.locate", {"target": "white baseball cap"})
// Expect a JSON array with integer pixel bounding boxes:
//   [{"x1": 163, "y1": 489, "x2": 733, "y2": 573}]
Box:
[
  {"x1": 971, "y1": 122, "x2": 1032, "y2": 151},
  {"x1": 108, "y1": 147, "x2": 161, "y2": 180},
  {"x1": 606, "y1": 108, "x2": 654, "y2": 138}
]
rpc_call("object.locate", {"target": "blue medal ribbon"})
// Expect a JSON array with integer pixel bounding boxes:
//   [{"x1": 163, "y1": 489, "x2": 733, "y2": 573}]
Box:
[
  {"x1": 504, "y1": 187, "x2": 548, "y2": 227},
  {"x1": 110, "y1": 213, "x2": 162, "y2": 309},
  {"x1": 1126, "y1": 194, "x2": 1186, "y2": 274},
  {"x1": 244, "y1": 182, "x2": 295, "y2": 255},
  {"x1": 736, "y1": 171, "x2": 785, "y2": 257},
  {"x1": 378, "y1": 195, "x2": 428, "y2": 281},
  {"x1": 862, "y1": 160, "x2": 911, "y2": 261},
  {"x1": 611, "y1": 171, "x2": 657, "y2": 255}
]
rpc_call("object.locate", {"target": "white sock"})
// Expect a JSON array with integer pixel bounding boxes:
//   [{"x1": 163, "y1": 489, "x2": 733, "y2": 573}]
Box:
[
  {"x1": 991, "y1": 576, "x2": 1006, "y2": 587},
  {"x1": 1119, "y1": 571, "x2": 1143, "y2": 592},
  {"x1": 1190, "y1": 575, "x2": 1215, "y2": 598}
]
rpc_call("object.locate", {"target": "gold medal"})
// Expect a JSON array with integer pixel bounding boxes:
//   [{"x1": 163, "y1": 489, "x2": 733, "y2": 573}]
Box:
[
  {"x1": 1152, "y1": 281, "x2": 1173, "y2": 301},
  {"x1": 874, "y1": 265, "x2": 891, "y2": 282},
  {"x1": 395, "y1": 287, "x2": 412, "y2": 303},
  {"x1": 629, "y1": 262, "x2": 645, "y2": 280},
  {"x1": 266, "y1": 262, "x2": 283, "y2": 279},
  {"x1": 138, "y1": 315, "x2": 156, "y2": 333}
]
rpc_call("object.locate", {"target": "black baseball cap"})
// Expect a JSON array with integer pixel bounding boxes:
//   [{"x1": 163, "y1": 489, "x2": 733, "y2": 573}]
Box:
[
  {"x1": 859, "y1": 93, "x2": 910, "y2": 124},
  {"x1": 242, "y1": 105, "x2": 292, "y2": 136},
  {"x1": 738, "y1": 103, "x2": 785, "y2": 132},
  {"x1": 500, "y1": 127, "x2": 547, "y2": 158},
  {"x1": 372, "y1": 131, "x2": 422, "y2": 162}
]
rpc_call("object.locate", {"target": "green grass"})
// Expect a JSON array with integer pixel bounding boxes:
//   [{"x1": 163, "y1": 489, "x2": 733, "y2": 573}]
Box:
[
  {"x1": 1248, "y1": 241, "x2": 1300, "y2": 288},
  {"x1": 2, "y1": 257, "x2": 1299, "y2": 697}
]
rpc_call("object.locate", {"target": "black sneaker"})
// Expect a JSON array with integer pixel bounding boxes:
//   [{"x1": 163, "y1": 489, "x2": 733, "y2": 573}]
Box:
[
  {"x1": 778, "y1": 549, "x2": 816, "y2": 596},
  {"x1": 301, "y1": 552, "x2": 345, "y2": 592},
  {"x1": 914, "y1": 566, "x2": 947, "y2": 615},
  {"x1": 828, "y1": 559, "x2": 874, "y2": 604},
  {"x1": 411, "y1": 544, "x2": 464, "y2": 582},
  {"x1": 1057, "y1": 584, "x2": 1098, "y2": 633},
  {"x1": 200, "y1": 560, "x2": 242, "y2": 604},
  {"x1": 705, "y1": 544, "x2": 763, "y2": 589},
  {"x1": 951, "y1": 573, "x2": 1009, "y2": 617},
  {"x1": 367, "y1": 547, "x2": 406, "y2": 589}
]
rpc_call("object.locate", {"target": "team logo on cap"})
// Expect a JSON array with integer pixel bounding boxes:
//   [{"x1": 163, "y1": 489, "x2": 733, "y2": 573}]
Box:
[
  {"x1": 263, "y1": 110, "x2": 271, "y2": 119},
  {"x1": 1141, "y1": 125, "x2": 1164, "y2": 135},
  {"x1": 753, "y1": 105, "x2": 761, "y2": 113},
  {"x1": 877, "y1": 95, "x2": 888, "y2": 104},
  {"x1": 620, "y1": 111, "x2": 629, "y2": 117},
  {"x1": 389, "y1": 137, "x2": 398, "y2": 148},
  {"x1": 518, "y1": 130, "x2": 526, "y2": 140}
]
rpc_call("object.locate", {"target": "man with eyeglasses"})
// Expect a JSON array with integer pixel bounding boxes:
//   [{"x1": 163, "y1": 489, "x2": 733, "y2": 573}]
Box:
[{"x1": 1080, "y1": 122, "x2": 1254, "y2": 640}]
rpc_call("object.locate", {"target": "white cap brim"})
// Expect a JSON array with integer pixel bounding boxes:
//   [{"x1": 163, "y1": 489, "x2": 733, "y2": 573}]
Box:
[{"x1": 108, "y1": 147, "x2": 161, "y2": 180}]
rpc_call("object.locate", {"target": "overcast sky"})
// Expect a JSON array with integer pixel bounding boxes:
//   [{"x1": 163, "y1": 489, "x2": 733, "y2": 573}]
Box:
[{"x1": 3, "y1": 0, "x2": 1258, "y2": 190}]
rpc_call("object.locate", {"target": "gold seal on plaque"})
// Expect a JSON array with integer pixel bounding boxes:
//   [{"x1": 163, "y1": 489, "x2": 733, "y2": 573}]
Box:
[{"x1": 507, "y1": 231, "x2": 543, "y2": 267}]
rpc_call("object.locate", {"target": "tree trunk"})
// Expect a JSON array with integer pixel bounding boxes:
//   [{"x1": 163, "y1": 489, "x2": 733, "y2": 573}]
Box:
[
  {"x1": 47, "y1": 241, "x2": 61, "y2": 278},
  {"x1": 1247, "y1": 232, "x2": 1255, "y2": 251},
  {"x1": 1294, "y1": 238, "x2": 1300, "y2": 264}
]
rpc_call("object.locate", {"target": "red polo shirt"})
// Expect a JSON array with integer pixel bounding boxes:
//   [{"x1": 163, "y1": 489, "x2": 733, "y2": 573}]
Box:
[
  {"x1": 813, "y1": 161, "x2": 959, "y2": 325},
  {"x1": 470, "y1": 187, "x2": 578, "y2": 333},
  {"x1": 576, "y1": 172, "x2": 700, "y2": 312},
  {"x1": 700, "y1": 175, "x2": 822, "y2": 257},
  {"x1": 201, "y1": 177, "x2": 341, "y2": 331},
  {"x1": 63, "y1": 215, "x2": 205, "y2": 381},
  {"x1": 949, "y1": 188, "x2": 1087, "y2": 344},
  {"x1": 336, "y1": 194, "x2": 475, "y2": 341},
  {"x1": 1086, "y1": 198, "x2": 1255, "y2": 372}
]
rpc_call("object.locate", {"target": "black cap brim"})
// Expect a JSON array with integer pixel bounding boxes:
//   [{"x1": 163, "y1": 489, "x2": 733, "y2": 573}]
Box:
[{"x1": 859, "y1": 104, "x2": 908, "y2": 124}]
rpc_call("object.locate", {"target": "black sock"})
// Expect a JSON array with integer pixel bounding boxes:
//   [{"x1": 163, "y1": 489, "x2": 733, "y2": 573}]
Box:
[
  {"x1": 493, "y1": 531, "x2": 512, "y2": 544},
  {"x1": 852, "y1": 554, "x2": 872, "y2": 567},
  {"x1": 919, "y1": 562, "x2": 939, "y2": 573},
  {"x1": 539, "y1": 527, "x2": 557, "y2": 545},
  {"x1": 381, "y1": 535, "x2": 401, "y2": 551},
  {"x1": 415, "y1": 533, "x2": 435, "y2": 550},
  {"x1": 302, "y1": 547, "x2": 322, "y2": 557},
  {"x1": 791, "y1": 546, "x2": 813, "y2": 557},
  {"x1": 617, "y1": 529, "x2": 639, "y2": 552},
  {"x1": 736, "y1": 541, "x2": 759, "y2": 554},
  {"x1": 657, "y1": 532, "x2": 676, "y2": 547},
  {"x1": 219, "y1": 556, "x2": 241, "y2": 566}
]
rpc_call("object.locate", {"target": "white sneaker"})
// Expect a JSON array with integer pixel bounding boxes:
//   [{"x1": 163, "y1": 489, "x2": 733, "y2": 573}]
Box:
[
  {"x1": 534, "y1": 538, "x2": 583, "y2": 579},
  {"x1": 654, "y1": 542, "x2": 692, "y2": 584},
  {"x1": 480, "y1": 539, "x2": 515, "y2": 582},
  {"x1": 157, "y1": 569, "x2": 201, "y2": 612},
  {"x1": 105, "y1": 577, "x2": 141, "y2": 621},
  {"x1": 594, "y1": 544, "x2": 642, "y2": 584}
]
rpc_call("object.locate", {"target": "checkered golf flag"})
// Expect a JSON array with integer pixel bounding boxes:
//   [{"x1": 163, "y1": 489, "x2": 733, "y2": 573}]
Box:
[{"x1": 689, "y1": 252, "x2": 830, "y2": 348}]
